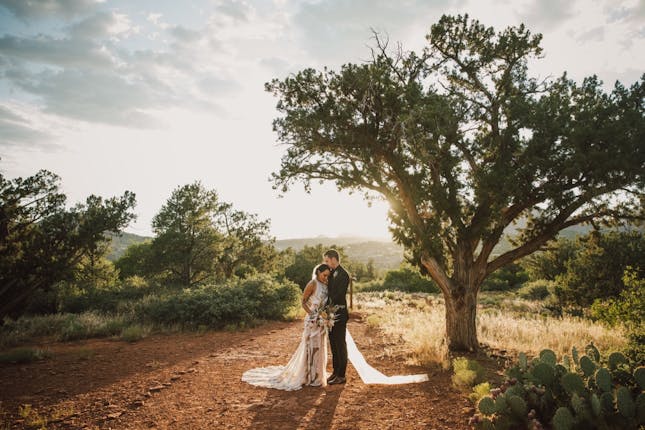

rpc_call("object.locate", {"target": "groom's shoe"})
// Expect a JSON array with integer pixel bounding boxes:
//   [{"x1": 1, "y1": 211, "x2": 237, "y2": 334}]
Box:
[
  {"x1": 328, "y1": 376, "x2": 346, "y2": 385},
  {"x1": 326, "y1": 374, "x2": 337, "y2": 384}
]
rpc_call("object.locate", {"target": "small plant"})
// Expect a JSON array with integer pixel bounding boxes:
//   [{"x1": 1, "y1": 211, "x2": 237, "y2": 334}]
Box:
[
  {"x1": 0, "y1": 348, "x2": 51, "y2": 364},
  {"x1": 18, "y1": 404, "x2": 47, "y2": 430},
  {"x1": 120, "y1": 324, "x2": 149, "y2": 342},
  {"x1": 452, "y1": 357, "x2": 486, "y2": 388},
  {"x1": 470, "y1": 344, "x2": 645, "y2": 430}
]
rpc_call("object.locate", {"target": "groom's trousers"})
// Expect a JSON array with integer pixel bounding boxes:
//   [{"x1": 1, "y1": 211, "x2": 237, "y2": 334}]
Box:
[{"x1": 330, "y1": 320, "x2": 348, "y2": 377}]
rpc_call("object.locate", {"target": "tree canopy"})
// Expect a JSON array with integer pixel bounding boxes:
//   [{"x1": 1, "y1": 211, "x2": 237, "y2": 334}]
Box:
[
  {"x1": 267, "y1": 14, "x2": 644, "y2": 350},
  {"x1": 0, "y1": 169, "x2": 136, "y2": 320}
]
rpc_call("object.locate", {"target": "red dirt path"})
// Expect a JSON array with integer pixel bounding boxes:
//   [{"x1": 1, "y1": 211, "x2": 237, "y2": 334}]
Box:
[{"x1": 0, "y1": 313, "x2": 475, "y2": 429}]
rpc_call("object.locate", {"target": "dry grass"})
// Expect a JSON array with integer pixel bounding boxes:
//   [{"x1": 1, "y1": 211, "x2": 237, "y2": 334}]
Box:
[{"x1": 354, "y1": 291, "x2": 628, "y2": 366}]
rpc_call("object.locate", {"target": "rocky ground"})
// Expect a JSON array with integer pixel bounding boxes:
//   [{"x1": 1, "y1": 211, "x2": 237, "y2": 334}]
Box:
[{"x1": 0, "y1": 313, "x2": 478, "y2": 429}]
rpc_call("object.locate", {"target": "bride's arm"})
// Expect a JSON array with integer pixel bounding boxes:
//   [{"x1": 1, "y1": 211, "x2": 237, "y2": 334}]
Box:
[{"x1": 301, "y1": 280, "x2": 317, "y2": 315}]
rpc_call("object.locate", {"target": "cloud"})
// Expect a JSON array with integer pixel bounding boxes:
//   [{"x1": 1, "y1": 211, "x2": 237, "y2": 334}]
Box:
[
  {"x1": 0, "y1": 7, "x2": 241, "y2": 129},
  {"x1": 216, "y1": 0, "x2": 251, "y2": 22},
  {"x1": 0, "y1": 105, "x2": 56, "y2": 150},
  {"x1": 292, "y1": 0, "x2": 464, "y2": 63},
  {"x1": 0, "y1": 0, "x2": 99, "y2": 21},
  {"x1": 576, "y1": 26, "x2": 605, "y2": 43},
  {"x1": 520, "y1": 0, "x2": 576, "y2": 31}
]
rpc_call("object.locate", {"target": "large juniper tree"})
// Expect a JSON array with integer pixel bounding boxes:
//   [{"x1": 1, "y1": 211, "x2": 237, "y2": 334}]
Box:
[{"x1": 267, "y1": 15, "x2": 644, "y2": 351}]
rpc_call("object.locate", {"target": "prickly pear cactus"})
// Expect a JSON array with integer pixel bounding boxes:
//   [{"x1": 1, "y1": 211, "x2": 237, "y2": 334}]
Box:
[
  {"x1": 507, "y1": 395, "x2": 527, "y2": 418},
  {"x1": 595, "y1": 367, "x2": 612, "y2": 392},
  {"x1": 579, "y1": 355, "x2": 596, "y2": 376},
  {"x1": 586, "y1": 343, "x2": 600, "y2": 362},
  {"x1": 532, "y1": 362, "x2": 555, "y2": 387},
  {"x1": 478, "y1": 396, "x2": 497, "y2": 416},
  {"x1": 608, "y1": 351, "x2": 628, "y2": 370},
  {"x1": 617, "y1": 386, "x2": 635, "y2": 418},
  {"x1": 540, "y1": 349, "x2": 557, "y2": 366},
  {"x1": 552, "y1": 407, "x2": 574, "y2": 430},
  {"x1": 635, "y1": 366, "x2": 645, "y2": 390},
  {"x1": 590, "y1": 393, "x2": 601, "y2": 417},
  {"x1": 561, "y1": 372, "x2": 585, "y2": 396}
]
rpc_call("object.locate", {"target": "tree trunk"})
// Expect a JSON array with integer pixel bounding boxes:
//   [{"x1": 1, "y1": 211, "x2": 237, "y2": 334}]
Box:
[{"x1": 444, "y1": 288, "x2": 479, "y2": 352}]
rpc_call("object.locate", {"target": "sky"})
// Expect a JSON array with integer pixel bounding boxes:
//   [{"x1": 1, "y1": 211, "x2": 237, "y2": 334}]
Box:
[{"x1": 0, "y1": 0, "x2": 643, "y2": 240}]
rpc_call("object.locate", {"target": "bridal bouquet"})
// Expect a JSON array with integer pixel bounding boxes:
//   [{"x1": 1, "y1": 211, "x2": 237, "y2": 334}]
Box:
[{"x1": 311, "y1": 303, "x2": 344, "y2": 330}]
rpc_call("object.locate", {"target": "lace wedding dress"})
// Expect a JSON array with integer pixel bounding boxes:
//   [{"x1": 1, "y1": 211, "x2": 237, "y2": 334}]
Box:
[{"x1": 241, "y1": 279, "x2": 329, "y2": 391}]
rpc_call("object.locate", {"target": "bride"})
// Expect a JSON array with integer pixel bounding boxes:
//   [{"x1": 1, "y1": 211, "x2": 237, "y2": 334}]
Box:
[{"x1": 242, "y1": 263, "x2": 331, "y2": 390}]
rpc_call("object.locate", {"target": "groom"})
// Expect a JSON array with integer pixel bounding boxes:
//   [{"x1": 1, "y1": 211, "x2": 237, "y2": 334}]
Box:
[{"x1": 324, "y1": 249, "x2": 350, "y2": 385}]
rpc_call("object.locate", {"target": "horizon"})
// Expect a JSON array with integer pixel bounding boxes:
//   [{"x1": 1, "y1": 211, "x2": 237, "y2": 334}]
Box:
[{"x1": 1, "y1": 0, "x2": 643, "y2": 239}]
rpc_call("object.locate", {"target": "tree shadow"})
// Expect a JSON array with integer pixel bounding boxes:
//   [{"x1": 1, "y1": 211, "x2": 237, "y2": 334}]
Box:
[{"x1": 249, "y1": 385, "x2": 343, "y2": 430}]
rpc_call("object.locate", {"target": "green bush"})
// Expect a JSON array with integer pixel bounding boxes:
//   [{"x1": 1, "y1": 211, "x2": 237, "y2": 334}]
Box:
[
  {"x1": 134, "y1": 275, "x2": 300, "y2": 329},
  {"x1": 452, "y1": 357, "x2": 486, "y2": 388},
  {"x1": 482, "y1": 263, "x2": 529, "y2": 291},
  {"x1": 358, "y1": 266, "x2": 439, "y2": 293},
  {"x1": 590, "y1": 269, "x2": 644, "y2": 363},
  {"x1": 470, "y1": 345, "x2": 645, "y2": 430},
  {"x1": 518, "y1": 280, "x2": 554, "y2": 301},
  {"x1": 554, "y1": 231, "x2": 644, "y2": 308},
  {"x1": 0, "y1": 347, "x2": 51, "y2": 364}
]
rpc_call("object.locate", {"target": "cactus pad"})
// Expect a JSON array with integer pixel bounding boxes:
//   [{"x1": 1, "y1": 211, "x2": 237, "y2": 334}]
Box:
[
  {"x1": 561, "y1": 372, "x2": 585, "y2": 396},
  {"x1": 478, "y1": 396, "x2": 497, "y2": 416},
  {"x1": 572, "y1": 346, "x2": 579, "y2": 366},
  {"x1": 532, "y1": 362, "x2": 555, "y2": 386},
  {"x1": 617, "y1": 386, "x2": 635, "y2": 418},
  {"x1": 634, "y1": 366, "x2": 645, "y2": 390},
  {"x1": 595, "y1": 367, "x2": 612, "y2": 392},
  {"x1": 586, "y1": 343, "x2": 600, "y2": 362},
  {"x1": 608, "y1": 351, "x2": 628, "y2": 370},
  {"x1": 591, "y1": 393, "x2": 601, "y2": 417},
  {"x1": 539, "y1": 349, "x2": 557, "y2": 366},
  {"x1": 579, "y1": 355, "x2": 596, "y2": 376},
  {"x1": 519, "y1": 352, "x2": 527, "y2": 371},
  {"x1": 507, "y1": 395, "x2": 527, "y2": 418},
  {"x1": 600, "y1": 392, "x2": 615, "y2": 413},
  {"x1": 552, "y1": 407, "x2": 574, "y2": 430}
]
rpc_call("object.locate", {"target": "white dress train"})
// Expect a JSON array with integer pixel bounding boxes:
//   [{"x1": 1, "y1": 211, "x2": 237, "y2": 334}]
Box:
[
  {"x1": 241, "y1": 280, "x2": 329, "y2": 391},
  {"x1": 346, "y1": 329, "x2": 429, "y2": 384}
]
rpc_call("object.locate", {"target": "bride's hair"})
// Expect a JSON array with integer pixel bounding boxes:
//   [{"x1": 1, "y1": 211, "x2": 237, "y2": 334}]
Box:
[{"x1": 311, "y1": 263, "x2": 331, "y2": 280}]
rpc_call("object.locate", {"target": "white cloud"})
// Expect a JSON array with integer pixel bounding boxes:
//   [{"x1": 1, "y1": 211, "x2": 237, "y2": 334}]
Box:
[{"x1": 0, "y1": 0, "x2": 100, "y2": 20}]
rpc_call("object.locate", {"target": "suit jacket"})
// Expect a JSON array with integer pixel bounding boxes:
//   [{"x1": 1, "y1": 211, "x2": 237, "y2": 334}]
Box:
[{"x1": 328, "y1": 264, "x2": 350, "y2": 322}]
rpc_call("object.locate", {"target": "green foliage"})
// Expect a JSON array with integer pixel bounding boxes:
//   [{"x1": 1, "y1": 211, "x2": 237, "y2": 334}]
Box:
[
  {"x1": 452, "y1": 357, "x2": 486, "y2": 388},
  {"x1": 518, "y1": 279, "x2": 554, "y2": 301},
  {"x1": 472, "y1": 343, "x2": 645, "y2": 430},
  {"x1": 554, "y1": 231, "x2": 645, "y2": 308},
  {"x1": 590, "y1": 268, "x2": 645, "y2": 363},
  {"x1": 120, "y1": 324, "x2": 149, "y2": 342},
  {"x1": 481, "y1": 264, "x2": 529, "y2": 291},
  {"x1": 133, "y1": 275, "x2": 300, "y2": 329},
  {"x1": 521, "y1": 237, "x2": 580, "y2": 281},
  {"x1": 0, "y1": 169, "x2": 136, "y2": 320},
  {"x1": 358, "y1": 265, "x2": 439, "y2": 293},
  {"x1": 283, "y1": 244, "x2": 346, "y2": 290}
]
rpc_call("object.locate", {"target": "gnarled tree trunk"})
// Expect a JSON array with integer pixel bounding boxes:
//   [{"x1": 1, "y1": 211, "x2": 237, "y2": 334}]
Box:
[{"x1": 444, "y1": 288, "x2": 479, "y2": 351}]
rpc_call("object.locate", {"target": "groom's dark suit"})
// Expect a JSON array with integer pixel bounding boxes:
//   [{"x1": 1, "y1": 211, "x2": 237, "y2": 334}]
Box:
[{"x1": 328, "y1": 264, "x2": 350, "y2": 378}]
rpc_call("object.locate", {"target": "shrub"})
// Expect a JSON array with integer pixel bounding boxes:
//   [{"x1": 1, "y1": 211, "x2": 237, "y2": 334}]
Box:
[
  {"x1": 482, "y1": 263, "x2": 529, "y2": 291},
  {"x1": 452, "y1": 357, "x2": 486, "y2": 388},
  {"x1": 518, "y1": 280, "x2": 554, "y2": 301},
  {"x1": 120, "y1": 325, "x2": 150, "y2": 342},
  {"x1": 134, "y1": 275, "x2": 300, "y2": 329},
  {"x1": 359, "y1": 266, "x2": 439, "y2": 293}
]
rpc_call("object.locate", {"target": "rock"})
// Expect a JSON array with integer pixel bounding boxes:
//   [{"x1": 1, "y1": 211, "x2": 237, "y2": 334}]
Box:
[
  {"x1": 131, "y1": 400, "x2": 145, "y2": 408},
  {"x1": 192, "y1": 360, "x2": 200, "y2": 365},
  {"x1": 162, "y1": 382, "x2": 172, "y2": 387},
  {"x1": 106, "y1": 412, "x2": 123, "y2": 419},
  {"x1": 149, "y1": 385, "x2": 164, "y2": 392},
  {"x1": 186, "y1": 368, "x2": 196, "y2": 373},
  {"x1": 170, "y1": 375, "x2": 181, "y2": 381}
]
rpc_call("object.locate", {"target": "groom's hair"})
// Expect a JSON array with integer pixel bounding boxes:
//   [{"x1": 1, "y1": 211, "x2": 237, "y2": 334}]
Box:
[{"x1": 323, "y1": 249, "x2": 340, "y2": 261}]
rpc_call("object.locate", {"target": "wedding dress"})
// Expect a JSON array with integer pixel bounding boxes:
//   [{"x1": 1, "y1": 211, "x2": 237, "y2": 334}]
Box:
[
  {"x1": 242, "y1": 279, "x2": 428, "y2": 390},
  {"x1": 241, "y1": 279, "x2": 329, "y2": 391}
]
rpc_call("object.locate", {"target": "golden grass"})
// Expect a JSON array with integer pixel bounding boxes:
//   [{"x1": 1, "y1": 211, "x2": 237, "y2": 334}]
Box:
[{"x1": 355, "y1": 291, "x2": 628, "y2": 366}]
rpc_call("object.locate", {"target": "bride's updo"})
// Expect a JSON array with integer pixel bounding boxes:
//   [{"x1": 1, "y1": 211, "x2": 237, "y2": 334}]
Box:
[{"x1": 311, "y1": 263, "x2": 331, "y2": 280}]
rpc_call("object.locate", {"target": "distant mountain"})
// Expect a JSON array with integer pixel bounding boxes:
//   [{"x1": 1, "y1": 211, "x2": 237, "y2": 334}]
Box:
[{"x1": 106, "y1": 231, "x2": 151, "y2": 261}]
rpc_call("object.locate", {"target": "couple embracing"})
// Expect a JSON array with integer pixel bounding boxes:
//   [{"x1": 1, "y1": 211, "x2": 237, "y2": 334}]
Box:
[{"x1": 242, "y1": 249, "x2": 350, "y2": 390}]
